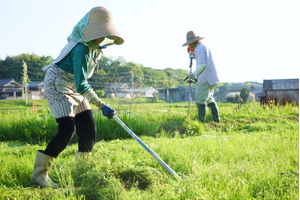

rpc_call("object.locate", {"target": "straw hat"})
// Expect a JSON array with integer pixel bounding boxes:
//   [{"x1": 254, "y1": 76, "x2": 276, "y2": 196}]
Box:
[
  {"x1": 82, "y1": 6, "x2": 124, "y2": 45},
  {"x1": 182, "y1": 31, "x2": 204, "y2": 47}
]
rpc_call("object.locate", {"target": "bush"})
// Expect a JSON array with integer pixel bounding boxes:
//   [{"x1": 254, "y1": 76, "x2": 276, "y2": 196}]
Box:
[{"x1": 95, "y1": 89, "x2": 105, "y2": 97}]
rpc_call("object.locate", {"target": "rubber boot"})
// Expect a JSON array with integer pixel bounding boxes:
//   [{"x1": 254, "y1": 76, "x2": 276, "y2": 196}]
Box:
[
  {"x1": 197, "y1": 104, "x2": 206, "y2": 122},
  {"x1": 208, "y1": 102, "x2": 220, "y2": 122},
  {"x1": 31, "y1": 150, "x2": 58, "y2": 187}
]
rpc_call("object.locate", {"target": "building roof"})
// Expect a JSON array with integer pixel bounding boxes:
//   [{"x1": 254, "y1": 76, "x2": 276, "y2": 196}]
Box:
[
  {"x1": 226, "y1": 92, "x2": 254, "y2": 98},
  {"x1": 178, "y1": 85, "x2": 197, "y2": 90},
  {"x1": 226, "y1": 92, "x2": 241, "y2": 98},
  {"x1": 252, "y1": 89, "x2": 263, "y2": 94},
  {"x1": 27, "y1": 81, "x2": 44, "y2": 88},
  {"x1": 0, "y1": 79, "x2": 21, "y2": 87},
  {"x1": 0, "y1": 79, "x2": 12, "y2": 87},
  {"x1": 107, "y1": 83, "x2": 129, "y2": 90},
  {"x1": 0, "y1": 88, "x2": 23, "y2": 92},
  {"x1": 263, "y1": 79, "x2": 299, "y2": 90},
  {"x1": 135, "y1": 87, "x2": 157, "y2": 92},
  {"x1": 157, "y1": 85, "x2": 197, "y2": 91}
]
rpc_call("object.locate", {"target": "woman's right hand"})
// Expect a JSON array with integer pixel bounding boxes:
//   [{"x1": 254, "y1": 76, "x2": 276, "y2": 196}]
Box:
[{"x1": 101, "y1": 104, "x2": 115, "y2": 119}]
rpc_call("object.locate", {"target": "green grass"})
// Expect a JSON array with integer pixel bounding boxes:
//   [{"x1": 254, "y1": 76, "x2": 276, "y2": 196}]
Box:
[{"x1": 0, "y1": 99, "x2": 298, "y2": 199}]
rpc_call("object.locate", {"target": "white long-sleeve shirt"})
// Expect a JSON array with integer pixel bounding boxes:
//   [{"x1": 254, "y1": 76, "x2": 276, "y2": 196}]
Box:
[{"x1": 193, "y1": 43, "x2": 220, "y2": 86}]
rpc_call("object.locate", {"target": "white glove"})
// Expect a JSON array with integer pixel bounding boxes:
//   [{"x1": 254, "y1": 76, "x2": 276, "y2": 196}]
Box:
[
  {"x1": 83, "y1": 89, "x2": 106, "y2": 109},
  {"x1": 187, "y1": 72, "x2": 195, "y2": 79}
]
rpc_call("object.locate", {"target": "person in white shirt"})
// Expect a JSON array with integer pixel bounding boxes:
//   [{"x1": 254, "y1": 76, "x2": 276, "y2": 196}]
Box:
[{"x1": 182, "y1": 31, "x2": 221, "y2": 122}]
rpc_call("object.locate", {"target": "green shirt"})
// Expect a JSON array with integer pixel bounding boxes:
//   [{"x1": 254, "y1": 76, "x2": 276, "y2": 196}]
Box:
[{"x1": 56, "y1": 43, "x2": 96, "y2": 95}]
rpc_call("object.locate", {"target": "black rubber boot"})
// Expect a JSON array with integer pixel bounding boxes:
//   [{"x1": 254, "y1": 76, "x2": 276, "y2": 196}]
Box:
[
  {"x1": 208, "y1": 102, "x2": 220, "y2": 122},
  {"x1": 197, "y1": 104, "x2": 206, "y2": 122}
]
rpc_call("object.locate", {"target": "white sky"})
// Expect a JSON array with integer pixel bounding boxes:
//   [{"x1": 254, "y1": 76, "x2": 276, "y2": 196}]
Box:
[{"x1": 0, "y1": 0, "x2": 299, "y2": 83}]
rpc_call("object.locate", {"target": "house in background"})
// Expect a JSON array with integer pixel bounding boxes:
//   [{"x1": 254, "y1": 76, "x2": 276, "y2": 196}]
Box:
[
  {"x1": 158, "y1": 86, "x2": 197, "y2": 102},
  {"x1": 28, "y1": 81, "x2": 45, "y2": 100},
  {"x1": 0, "y1": 79, "x2": 23, "y2": 100},
  {"x1": 0, "y1": 79, "x2": 46, "y2": 100},
  {"x1": 252, "y1": 88, "x2": 264, "y2": 101},
  {"x1": 105, "y1": 83, "x2": 158, "y2": 98},
  {"x1": 215, "y1": 85, "x2": 246, "y2": 102},
  {"x1": 258, "y1": 78, "x2": 299, "y2": 105},
  {"x1": 226, "y1": 92, "x2": 255, "y2": 103},
  {"x1": 215, "y1": 83, "x2": 263, "y2": 102},
  {"x1": 158, "y1": 83, "x2": 264, "y2": 103},
  {"x1": 135, "y1": 87, "x2": 158, "y2": 98},
  {"x1": 218, "y1": 85, "x2": 244, "y2": 93},
  {"x1": 105, "y1": 83, "x2": 131, "y2": 98}
]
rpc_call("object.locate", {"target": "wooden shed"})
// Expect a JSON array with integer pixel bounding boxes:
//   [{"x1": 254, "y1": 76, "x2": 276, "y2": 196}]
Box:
[{"x1": 259, "y1": 79, "x2": 299, "y2": 105}]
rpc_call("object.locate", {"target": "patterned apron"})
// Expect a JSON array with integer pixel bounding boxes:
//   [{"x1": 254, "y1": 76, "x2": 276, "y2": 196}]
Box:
[
  {"x1": 44, "y1": 65, "x2": 91, "y2": 119},
  {"x1": 43, "y1": 40, "x2": 98, "y2": 119}
]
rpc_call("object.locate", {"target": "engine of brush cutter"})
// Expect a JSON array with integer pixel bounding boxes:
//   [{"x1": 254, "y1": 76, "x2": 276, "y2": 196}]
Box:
[{"x1": 187, "y1": 46, "x2": 195, "y2": 59}]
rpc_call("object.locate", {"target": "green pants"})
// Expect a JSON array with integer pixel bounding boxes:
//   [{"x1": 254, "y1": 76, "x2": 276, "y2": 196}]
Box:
[{"x1": 195, "y1": 82, "x2": 216, "y2": 105}]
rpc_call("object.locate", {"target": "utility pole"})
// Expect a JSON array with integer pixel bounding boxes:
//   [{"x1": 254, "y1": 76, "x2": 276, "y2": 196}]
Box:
[
  {"x1": 114, "y1": 87, "x2": 118, "y2": 105},
  {"x1": 167, "y1": 88, "x2": 169, "y2": 102},
  {"x1": 173, "y1": 75, "x2": 178, "y2": 88}
]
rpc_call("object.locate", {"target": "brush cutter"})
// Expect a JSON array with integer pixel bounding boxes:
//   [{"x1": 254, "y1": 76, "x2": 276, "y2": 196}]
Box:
[
  {"x1": 112, "y1": 114, "x2": 182, "y2": 180},
  {"x1": 184, "y1": 46, "x2": 197, "y2": 124}
]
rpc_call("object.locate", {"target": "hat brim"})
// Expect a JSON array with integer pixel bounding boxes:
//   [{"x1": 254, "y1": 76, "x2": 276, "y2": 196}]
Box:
[
  {"x1": 182, "y1": 36, "x2": 204, "y2": 47},
  {"x1": 83, "y1": 22, "x2": 124, "y2": 45}
]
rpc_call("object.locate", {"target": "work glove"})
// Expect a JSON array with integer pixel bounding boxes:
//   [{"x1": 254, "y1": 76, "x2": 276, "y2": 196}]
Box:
[
  {"x1": 101, "y1": 104, "x2": 115, "y2": 119},
  {"x1": 187, "y1": 72, "x2": 196, "y2": 79}
]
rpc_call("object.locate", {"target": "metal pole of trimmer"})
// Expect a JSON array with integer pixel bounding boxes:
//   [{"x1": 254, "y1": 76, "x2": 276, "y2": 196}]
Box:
[
  {"x1": 187, "y1": 55, "x2": 193, "y2": 123},
  {"x1": 112, "y1": 114, "x2": 182, "y2": 180},
  {"x1": 184, "y1": 46, "x2": 196, "y2": 124}
]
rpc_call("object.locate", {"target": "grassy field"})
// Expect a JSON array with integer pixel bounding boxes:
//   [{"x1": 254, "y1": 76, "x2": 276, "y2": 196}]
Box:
[{"x1": 0, "y1": 99, "x2": 298, "y2": 199}]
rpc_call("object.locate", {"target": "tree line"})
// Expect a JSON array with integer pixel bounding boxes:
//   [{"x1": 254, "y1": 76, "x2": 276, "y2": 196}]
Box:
[{"x1": 0, "y1": 53, "x2": 189, "y2": 90}]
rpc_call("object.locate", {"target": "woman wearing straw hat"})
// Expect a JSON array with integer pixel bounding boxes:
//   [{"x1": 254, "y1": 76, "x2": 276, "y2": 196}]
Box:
[
  {"x1": 182, "y1": 31, "x2": 220, "y2": 122},
  {"x1": 30, "y1": 6, "x2": 124, "y2": 187}
]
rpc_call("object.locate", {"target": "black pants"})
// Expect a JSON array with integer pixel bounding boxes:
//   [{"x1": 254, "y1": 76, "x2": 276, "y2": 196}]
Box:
[{"x1": 44, "y1": 110, "x2": 96, "y2": 158}]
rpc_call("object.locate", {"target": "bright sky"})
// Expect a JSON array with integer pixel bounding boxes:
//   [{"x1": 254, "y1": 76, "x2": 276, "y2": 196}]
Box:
[{"x1": 0, "y1": 0, "x2": 299, "y2": 83}]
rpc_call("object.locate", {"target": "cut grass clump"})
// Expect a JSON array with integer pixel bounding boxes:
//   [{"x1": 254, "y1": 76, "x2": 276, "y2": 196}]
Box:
[{"x1": 116, "y1": 166, "x2": 155, "y2": 190}]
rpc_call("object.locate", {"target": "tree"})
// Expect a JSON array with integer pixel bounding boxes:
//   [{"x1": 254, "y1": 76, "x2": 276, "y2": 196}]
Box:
[
  {"x1": 1, "y1": 54, "x2": 191, "y2": 91},
  {"x1": 240, "y1": 83, "x2": 255, "y2": 103},
  {"x1": 240, "y1": 87, "x2": 250, "y2": 103},
  {"x1": 95, "y1": 89, "x2": 105, "y2": 97},
  {"x1": 0, "y1": 53, "x2": 52, "y2": 82}
]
